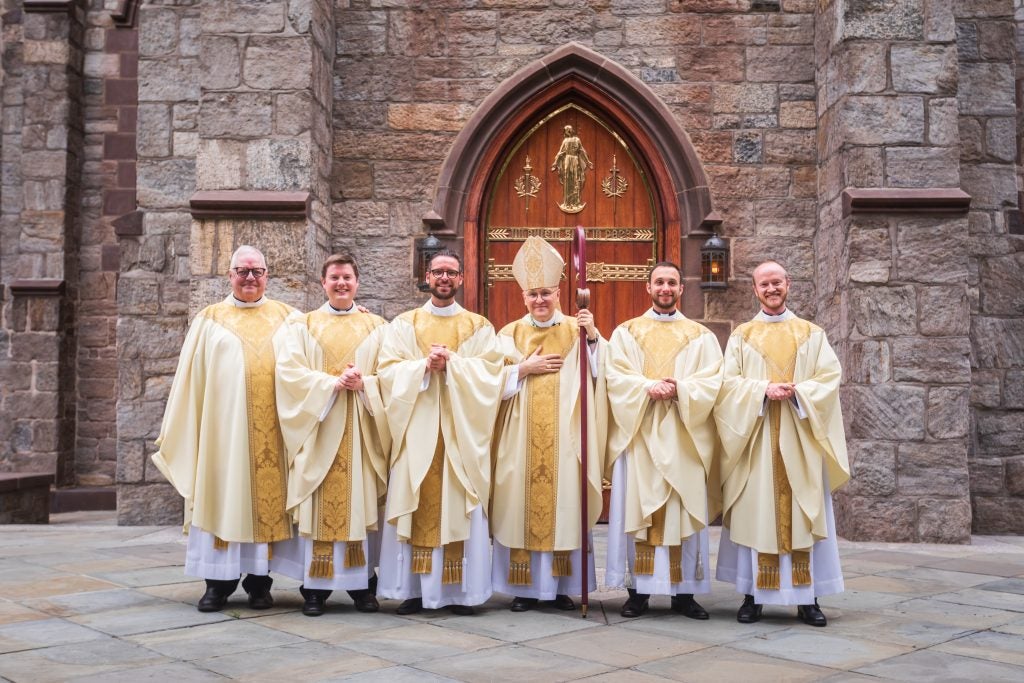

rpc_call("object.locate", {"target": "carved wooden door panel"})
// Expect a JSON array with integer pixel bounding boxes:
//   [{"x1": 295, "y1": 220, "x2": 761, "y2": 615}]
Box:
[{"x1": 483, "y1": 104, "x2": 661, "y2": 335}]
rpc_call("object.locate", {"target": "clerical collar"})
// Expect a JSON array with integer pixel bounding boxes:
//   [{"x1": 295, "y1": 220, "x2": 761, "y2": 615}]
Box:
[
  {"x1": 424, "y1": 300, "x2": 462, "y2": 317},
  {"x1": 529, "y1": 310, "x2": 563, "y2": 328},
  {"x1": 322, "y1": 302, "x2": 356, "y2": 316},
  {"x1": 755, "y1": 308, "x2": 795, "y2": 323},
  {"x1": 646, "y1": 308, "x2": 683, "y2": 321},
  {"x1": 231, "y1": 296, "x2": 266, "y2": 309}
]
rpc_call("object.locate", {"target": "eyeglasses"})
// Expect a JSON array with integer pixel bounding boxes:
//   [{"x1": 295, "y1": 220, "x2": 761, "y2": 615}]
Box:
[
  {"x1": 233, "y1": 267, "x2": 266, "y2": 278},
  {"x1": 525, "y1": 289, "x2": 556, "y2": 301},
  {"x1": 428, "y1": 269, "x2": 461, "y2": 279}
]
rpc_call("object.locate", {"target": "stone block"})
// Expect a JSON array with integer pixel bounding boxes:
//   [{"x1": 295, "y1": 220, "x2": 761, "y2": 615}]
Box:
[
  {"x1": 136, "y1": 104, "x2": 170, "y2": 158},
  {"x1": 706, "y1": 165, "x2": 791, "y2": 199},
  {"x1": 916, "y1": 498, "x2": 971, "y2": 543},
  {"x1": 333, "y1": 102, "x2": 387, "y2": 130},
  {"x1": 200, "y1": 35, "x2": 241, "y2": 91},
  {"x1": 676, "y1": 47, "x2": 744, "y2": 81},
  {"x1": 173, "y1": 132, "x2": 198, "y2": 157},
  {"x1": 689, "y1": 130, "x2": 734, "y2": 163},
  {"x1": 927, "y1": 386, "x2": 970, "y2": 439},
  {"x1": 275, "y1": 91, "x2": 313, "y2": 136},
  {"x1": 890, "y1": 44, "x2": 957, "y2": 94},
  {"x1": 893, "y1": 337, "x2": 972, "y2": 383},
  {"x1": 387, "y1": 103, "x2": 475, "y2": 132},
  {"x1": 117, "y1": 483, "x2": 183, "y2": 525},
  {"x1": 1006, "y1": 457, "x2": 1024, "y2": 495},
  {"x1": 979, "y1": 19, "x2": 1016, "y2": 61},
  {"x1": 116, "y1": 315, "x2": 187, "y2": 362},
  {"x1": 979, "y1": 253, "x2": 1024, "y2": 316},
  {"x1": 779, "y1": 84, "x2": 814, "y2": 101},
  {"x1": 959, "y1": 164, "x2": 1018, "y2": 210},
  {"x1": 200, "y1": 1, "x2": 286, "y2": 34},
  {"x1": 969, "y1": 458, "x2": 1005, "y2": 495},
  {"x1": 139, "y1": 7, "x2": 178, "y2": 58},
  {"x1": 195, "y1": 139, "x2": 245, "y2": 191},
  {"x1": 918, "y1": 286, "x2": 970, "y2": 336},
  {"x1": 923, "y1": 0, "x2": 955, "y2": 41},
  {"x1": 173, "y1": 103, "x2": 199, "y2": 131},
  {"x1": 767, "y1": 14, "x2": 813, "y2": 44},
  {"x1": 839, "y1": 96, "x2": 925, "y2": 146},
  {"x1": 764, "y1": 130, "x2": 814, "y2": 164},
  {"x1": 851, "y1": 285, "x2": 916, "y2": 337},
  {"x1": 746, "y1": 46, "x2": 813, "y2": 82},
  {"x1": 331, "y1": 200, "x2": 389, "y2": 238},
  {"x1": 702, "y1": 14, "x2": 766, "y2": 45},
  {"x1": 884, "y1": 147, "x2": 962, "y2": 188},
  {"x1": 958, "y1": 63, "x2": 1016, "y2": 116},
  {"x1": 373, "y1": 162, "x2": 436, "y2": 200},
  {"x1": 331, "y1": 161, "x2": 372, "y2": 200},
  {"x1": 713, "y1": 83, "x2": 776, "y2": 113},
  {"x1": 1005, "y1": 370, "x2": 1024, "y2": 409},
  {"x1": 844, "y1": 440, "x2": 897, "y2": 497},
  {"x1": 138, "y1": 58, "x2": 199, "y2": 103},
  {"x1": 386, "y1": 9, "x2": 444, "y2": 57},
  {"x1": 847, "y1": 340, "x2": 892, "y2": 383},
  {"x1": 199, "y1": 92, "x2": 273, "y2": 138},
  {"x1": 844, "y1": 384, "x2": 926, "y2": 440},
  {"x1": 834, "y1": 494, "x2": 916, "y2": 542},
  {"x1": 624, "y1": 15, "x2": 700, "y2": 45},
  {"x1": 447, "y1": 11, "x2": 499, "y2": 57},
  {"x1": 927, "y1": 98, "x2": 959, "y2": 147},
  {"x1": 117, "y1": 275, "x2": 160, "y2": 316},
  {"x1": 973, "y1": 317, "x2": 1024, "y2": 369},
  {"x1": 842, "y1": 0, "x2": 924, "y2": 40},
  {"x1": 733, "y1": 131, "x2": 763, "y2": 163},
  {"x1": 972, "y1": 496, "x2": 1024, "y2": 534},
  {"x1": 970, "y1": 368, "x2": 1002, "y2": 408},
  {"x1": 499, "y1": 9, "x2": 592, "y2": 45},
  {"x1": 976, "y1": 410, "x2": 1024, "y2": 457},
  {"x1": 136, "y1": 159, "x2": 195, "y2": 209},
  {"x1": 779, "y1": 101, "x2": 815, "y2": 128},
  {"x1": 984, "y1": 117, "x2": 1017, "y2": 163},
  {"x1": 958, "y1": 117, "x2": 985, "y2": 161},
  {"x1": 246, "y1": 137, "x2": 312, "y2": 191},
  {"x1": 895, "y1": 217, "x2": 968, "y2": 284},
  {"x1": 897, "y1": 441, "x2": 969, "y2": 496},
  {"x1": 244, "y1": 36, "x2": 312, "y2": 91}
]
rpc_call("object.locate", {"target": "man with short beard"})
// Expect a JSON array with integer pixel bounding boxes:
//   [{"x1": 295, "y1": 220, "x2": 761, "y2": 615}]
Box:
[
  {"x1": 605, "y1": 262, "x2": 723, "y2": 620},
  {"x1": 274, "y1": 254, "x2": 390, "y2": 616},
  {"x1": 376, "y1": 250, "x2": 504, "y2": 615},
  {"x1": 714, "y1": 261, "x2": 850, "y2": 627}
]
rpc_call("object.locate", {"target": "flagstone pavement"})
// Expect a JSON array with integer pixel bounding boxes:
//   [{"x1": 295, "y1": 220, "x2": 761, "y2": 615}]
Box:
[{"x1": 1, "y1": 513, "x2": 1023, "y2": 682}]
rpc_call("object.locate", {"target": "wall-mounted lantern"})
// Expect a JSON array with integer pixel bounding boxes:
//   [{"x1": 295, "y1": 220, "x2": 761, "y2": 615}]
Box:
[
  {"x1": 415, "y1": 234, "x2": 444, "y2": 292},
  {"x1": 700, "y1": 233, "x2": 729, "y2": 290}
]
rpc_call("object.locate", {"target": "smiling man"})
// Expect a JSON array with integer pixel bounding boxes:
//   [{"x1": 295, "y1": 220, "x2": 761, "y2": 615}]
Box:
[
  {"x1": 153, "y1": 245, "x2": 295, "y2": 613},
  {"x1": 490, "y1": 236, "x2": 606, "y2": 613},
  {"x1": 604, "y1": 262, "x2": 723, "y2": 620},
  {"x1": 274, "y1": 254, "x2": 390, "y2": 617},
  {"x1": 376, "y1": 249, "x2": 505, "y2": 616},
  {"x1": 714, "y1": 261, "x2": 850, "y2": 627}
]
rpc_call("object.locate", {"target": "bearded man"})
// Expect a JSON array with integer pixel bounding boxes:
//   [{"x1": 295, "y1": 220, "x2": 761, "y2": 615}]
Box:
[
  {"x1": 605, "y1": 262, "x2": 723, "y2": 619},
  {"x1": 714, "y1": 261, "x2": 850, "y2": 627}
]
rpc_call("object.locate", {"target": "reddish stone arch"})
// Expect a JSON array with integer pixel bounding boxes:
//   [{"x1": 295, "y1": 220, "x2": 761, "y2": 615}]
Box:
[{"x1": 425, "y1": 42, "x2": 717, "y2": 312}]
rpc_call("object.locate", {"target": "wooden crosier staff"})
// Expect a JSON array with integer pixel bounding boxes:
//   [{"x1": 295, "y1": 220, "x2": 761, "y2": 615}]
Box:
[{"x1": 571, "y1": 226, "x2": 590, "y2": 618}]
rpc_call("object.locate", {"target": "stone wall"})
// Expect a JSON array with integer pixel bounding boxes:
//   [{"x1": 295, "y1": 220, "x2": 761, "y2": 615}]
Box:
[
  {"x1": 332, "y1": 0, "x2": 821, "y2": 321},
  {"x1": 957, "y1": 0, "x2": 1024, "y2": 533},
  {"x1": 815, "y1": 0, "x2": 974, "y2": 542}
]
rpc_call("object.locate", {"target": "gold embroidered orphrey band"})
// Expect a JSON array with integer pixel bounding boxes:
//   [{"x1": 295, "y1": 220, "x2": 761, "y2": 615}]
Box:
[{"x1": 488, "y1": 258, "x2": 655, "y2": 283}]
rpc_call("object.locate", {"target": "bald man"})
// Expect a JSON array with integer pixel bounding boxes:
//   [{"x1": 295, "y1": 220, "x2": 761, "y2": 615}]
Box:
[{"x1": 714, "y1": 261, "x2": 850, "y2": 627}]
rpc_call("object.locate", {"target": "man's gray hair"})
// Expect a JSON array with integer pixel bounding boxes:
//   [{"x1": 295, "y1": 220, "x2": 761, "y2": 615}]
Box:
[{"x1": 229, "y1": 245, "x2": 268, "y2": 270}]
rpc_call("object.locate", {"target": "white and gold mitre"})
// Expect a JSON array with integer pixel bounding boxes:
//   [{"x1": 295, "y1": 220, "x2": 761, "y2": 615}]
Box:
[{"x1": 511, "y1": 236, "x2": 565, "y2": 290}]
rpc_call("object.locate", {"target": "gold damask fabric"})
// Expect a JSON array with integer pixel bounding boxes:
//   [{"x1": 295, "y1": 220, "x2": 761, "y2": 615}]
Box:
[{"x1": 623, "y1": 316, "x2": 704, "y2": 380}]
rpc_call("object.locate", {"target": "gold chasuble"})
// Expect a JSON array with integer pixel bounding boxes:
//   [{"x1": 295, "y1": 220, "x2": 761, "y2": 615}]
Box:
[
  {"x1": 491, "y1": 315, "x2": 607, "y2": 585},
  {"x1": 606, "y1": 314, "x2": 723, "y2": 583},
  {"x1": 377, "y1": 305, "x2": 504, "y2": 584},
  {"x1": 715, "y1": 312, "x2": 850, "y2": 590},
  {"x1": 153, "y1": 297, "x2": 296, "y2": 544},
  {"x1": 275, "y1": 307, "x2": 391, "y2": 578}
]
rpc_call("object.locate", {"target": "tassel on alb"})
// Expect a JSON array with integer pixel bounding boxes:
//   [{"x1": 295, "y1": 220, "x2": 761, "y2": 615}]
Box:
[
  {"x1": 792, "y1": 550, "x2": 811, "y2": 586},
  {"x1": 552, "y1": 551, "x2": 571, "y2": 577},
  {"x1": 694, "y1": 547, "x2": 705, "y2": 582},
  {"x1": 412, "y1": 546, "x2": 432, "y2": 574},
  {"x1": 345, "y1": 542, "x2": 366, "y2": 569},
  {"x1": 634, "y1": 545, "x2": 655, "y2": 575},
  {"x1": 508, "y1": 548, "x2": 532, "y2": 585},
  {"x1": 309, "y1": 540, "x2": 334, "y2": 579},
  {"x1": 669, "y1": 545, "x2": 683, "y2": 584},
  {"x1": 213, "y1": 536, "x2": 229, "y2": 551}
]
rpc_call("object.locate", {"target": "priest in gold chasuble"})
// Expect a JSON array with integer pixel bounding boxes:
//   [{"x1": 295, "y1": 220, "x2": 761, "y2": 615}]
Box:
[
  {"x1": 491, "y1": 237, "x2": 606, "y2": 613},
  {"x1": 714, "y1": 261, "x2": 850, "y2": 627},
  {"x1": 273, "y1": 254, "x2": 390, "y2": 617},
  {"x1": 376, "y1": 250, "x2": 504, "y2": 615},
  {"x1": 153, "y1": 246, "x2": 295, "y2": 613},
  {"x1": 605, "y1": 262, "x2": 723, "y2": 620}
]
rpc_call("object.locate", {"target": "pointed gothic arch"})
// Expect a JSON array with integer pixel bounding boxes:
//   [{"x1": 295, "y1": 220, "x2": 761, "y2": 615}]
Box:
[{"x1": 425, "y1": 42, "x2": 717, "y2": 311}]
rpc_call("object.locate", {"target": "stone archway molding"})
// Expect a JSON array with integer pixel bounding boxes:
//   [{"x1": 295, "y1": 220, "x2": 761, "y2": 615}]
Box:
[{"x1": 425, "y1": 42, "x2": 716, "y2": 237}]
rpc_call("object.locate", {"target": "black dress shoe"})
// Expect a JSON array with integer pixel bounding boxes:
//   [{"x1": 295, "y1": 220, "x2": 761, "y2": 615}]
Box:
[
  {"x1": 396, "y1": 597, "x2": 422, "y2": 615},
  {"x1": 671, "y1": 593, "x2": 709, "y2": 620},
  {"x1": 620, "y1": 592, "x2": 649, "y2": 618},
  {"x1": 301, "y1": 590, "x2": 326, "y2": 617},
  {"x1": 547, "y1": 594, "x2": 575, "y2": 611},
  {"x1": 349, "y1": 589, "x2": 379, "y2": 613},
  {"x1": 510, "y1": 596, "x2": 538, "y2": 612},
  {"x1": 797, "y1": 599, "x2": 827, "y2": 627},
  {"x1": 242, "y1": 574, "x2": 274, "y2": 610},
  {"x1": 736, "y1": 594, "x2": 762, "y2": 623},
  {"x1": 448, "y1": 604, "x2": 475, "y2": 616},
  {"x1": 197, "y1": 586, "x2": 228, "y2": 612}
]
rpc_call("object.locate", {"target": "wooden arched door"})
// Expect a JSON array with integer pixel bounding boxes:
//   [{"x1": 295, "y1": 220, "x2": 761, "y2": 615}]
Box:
[{"x1": 483, "y1": 103, "x2": 664, "y2": 334}]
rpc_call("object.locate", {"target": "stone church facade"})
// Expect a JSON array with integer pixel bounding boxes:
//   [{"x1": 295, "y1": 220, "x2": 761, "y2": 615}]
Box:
[{"x1": 1, "y1": 0, "x2": 1022, "y2": 541}]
